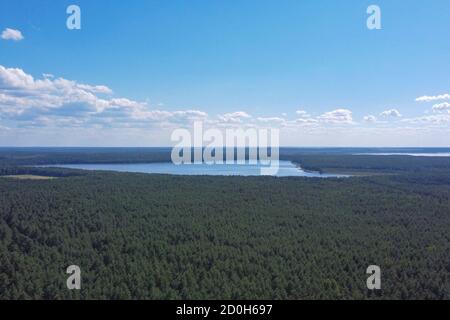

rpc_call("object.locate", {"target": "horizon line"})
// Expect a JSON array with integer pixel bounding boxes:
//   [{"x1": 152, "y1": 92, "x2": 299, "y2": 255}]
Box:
[{"x1": 1, "y1": 146, "x2": 450, "y2": 149}]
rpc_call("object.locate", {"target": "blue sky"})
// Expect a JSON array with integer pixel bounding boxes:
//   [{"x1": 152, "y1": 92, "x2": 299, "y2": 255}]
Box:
[{"x1": 1, "y1": 0, "x2": 450, "y2": 146}]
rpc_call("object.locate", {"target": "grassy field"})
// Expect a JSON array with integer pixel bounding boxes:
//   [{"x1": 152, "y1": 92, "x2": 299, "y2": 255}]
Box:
[{"x1": 0, "y1": 175, "x2": 56, "y2": 180}]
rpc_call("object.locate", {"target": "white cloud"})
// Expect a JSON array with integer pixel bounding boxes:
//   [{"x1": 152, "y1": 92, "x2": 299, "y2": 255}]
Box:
[
  {"x1": 295, "y1": 110, "x2": 309, "y2": 117},
  {"x1": 1, "y1": 28, "x2": 24, "y2": 41},
  {"x1": 287, "y1": 110, "x2": 317, "y2": 125},
  {"x1": 402, "y1": 114, "x2": 450, "y2": 124},
  {"x1": 0, "y1": 65, "x2": 208, "y2": 128},
  {"x1": 217, "y1": 111, "x2": 251, "y2": 123},
  {"x1": 363, "y1": 115, "x2": 377, "y2": 123},
  {"x1": 128, "y1": 109, "x2": 208, "y2": 125},
  {"x1": 0, "y1": 66, "x2": 113, "y2": 95},
  {"x1": 6, "y1": 65, "x2": 450, "y2": 147},
  {"x1": 432, "y1": 102, "x2": 450, "y2": 113},
  {"x1": 380, "y1": 109, "x2": 402, "y2": 118},
  {"x1": 0, "y1": 65, "x2": 114, "y2": 116},
  {"x1": 294, "y1": 117, "x2": 318, "y2": 124},
  {"x1": 416, "y1": 94, "x2": 450, "y2": 102},
  {"x1": 318, "y1": 109, "x2": 353, "y2": 124},
  {"x1": 78, "y1": 84, "x2": 113, "y2": 94},
  {"x1": 109, "y1": 98, "x2": 141, "y2": 109},
  {"x1": 0, "y1": 66, "x2": 34, "y2": 88},
  {"x1": 257, "y1": 117, "x2": 285, "y2": 123}
]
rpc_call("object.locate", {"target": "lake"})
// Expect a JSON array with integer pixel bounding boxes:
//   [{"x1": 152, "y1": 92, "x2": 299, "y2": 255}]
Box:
[
  {"x1": 45, "y1": 161, "x2": 348, "y2": 178},
  {"x1": 355, "y1": 153, "x2": 450, "y2": 157}
]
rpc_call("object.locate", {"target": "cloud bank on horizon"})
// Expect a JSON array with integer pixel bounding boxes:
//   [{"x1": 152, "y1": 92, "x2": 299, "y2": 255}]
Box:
[{"x1": 0, "y1": 64, "x2": 449, "y2": 147}]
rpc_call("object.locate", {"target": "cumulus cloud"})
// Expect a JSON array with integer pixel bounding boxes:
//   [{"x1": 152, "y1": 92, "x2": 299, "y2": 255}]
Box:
[
  {"x1": 1, "y1": 28, "x2": 24, "y2": 41},
  {"x1": 432, "y1": 102, "x2": 450, "y2": 113},
  {"x1": 8, "y1": 64, "x2": 445, "y2": 141},
  {"x1": 0, "y1": 65, "x2": 113, "y2": 95},
  {"x1": 0, "y1": 65, "x2": 116, "y2": 116},
  {"x1": 416, "y1": 94, "x2": 450, "y2": 102},
  {"x1": 131, "y1": 109, "x2": 208, "y2": 123},
  {"x1": 291, "y1": 110, "x2": 317, "y2": 125},
  {"x1": 380, "y1": 109, "x2": 402, "y2": 118},
  {"x1": 318, "y1": 109, "x2": 353, "y2": 124},
  {"x1": 0, "y1": 65, "x2": 208, "y2": 128},
  {"x1": 217, "y1": 111, "x2": 251, "y2": 123},
  {"x1": 363, "y1": 115, "x2": 377, "y2": 123}
]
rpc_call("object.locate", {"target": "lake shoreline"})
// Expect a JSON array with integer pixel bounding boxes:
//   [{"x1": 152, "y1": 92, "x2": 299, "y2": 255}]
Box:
[{"x1": 37, "y1": 161, "x2": 349, "y2": 178}]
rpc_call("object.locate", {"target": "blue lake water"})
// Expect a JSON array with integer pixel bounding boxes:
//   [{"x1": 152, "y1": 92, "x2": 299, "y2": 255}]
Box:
[
  {"x1": 45, "y1": 161, "x2": 348, "y2": 178},
  {"x1": 355, "y1": 153, "x2": 450, "y2": 157}
]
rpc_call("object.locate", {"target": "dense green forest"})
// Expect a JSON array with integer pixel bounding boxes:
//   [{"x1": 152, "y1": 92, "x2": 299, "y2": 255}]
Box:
[{"x1": 0, "y1": 149, "x2": 449, "y2": 299}]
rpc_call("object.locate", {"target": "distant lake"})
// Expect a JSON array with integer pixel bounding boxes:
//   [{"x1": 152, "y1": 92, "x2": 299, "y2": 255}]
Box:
[
  {"x1": 44, "y1": 161, "x2": 348, "y2": 178},
  {"x1": 355, "y1": 153, "x2": 450, "y2": 157}
]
